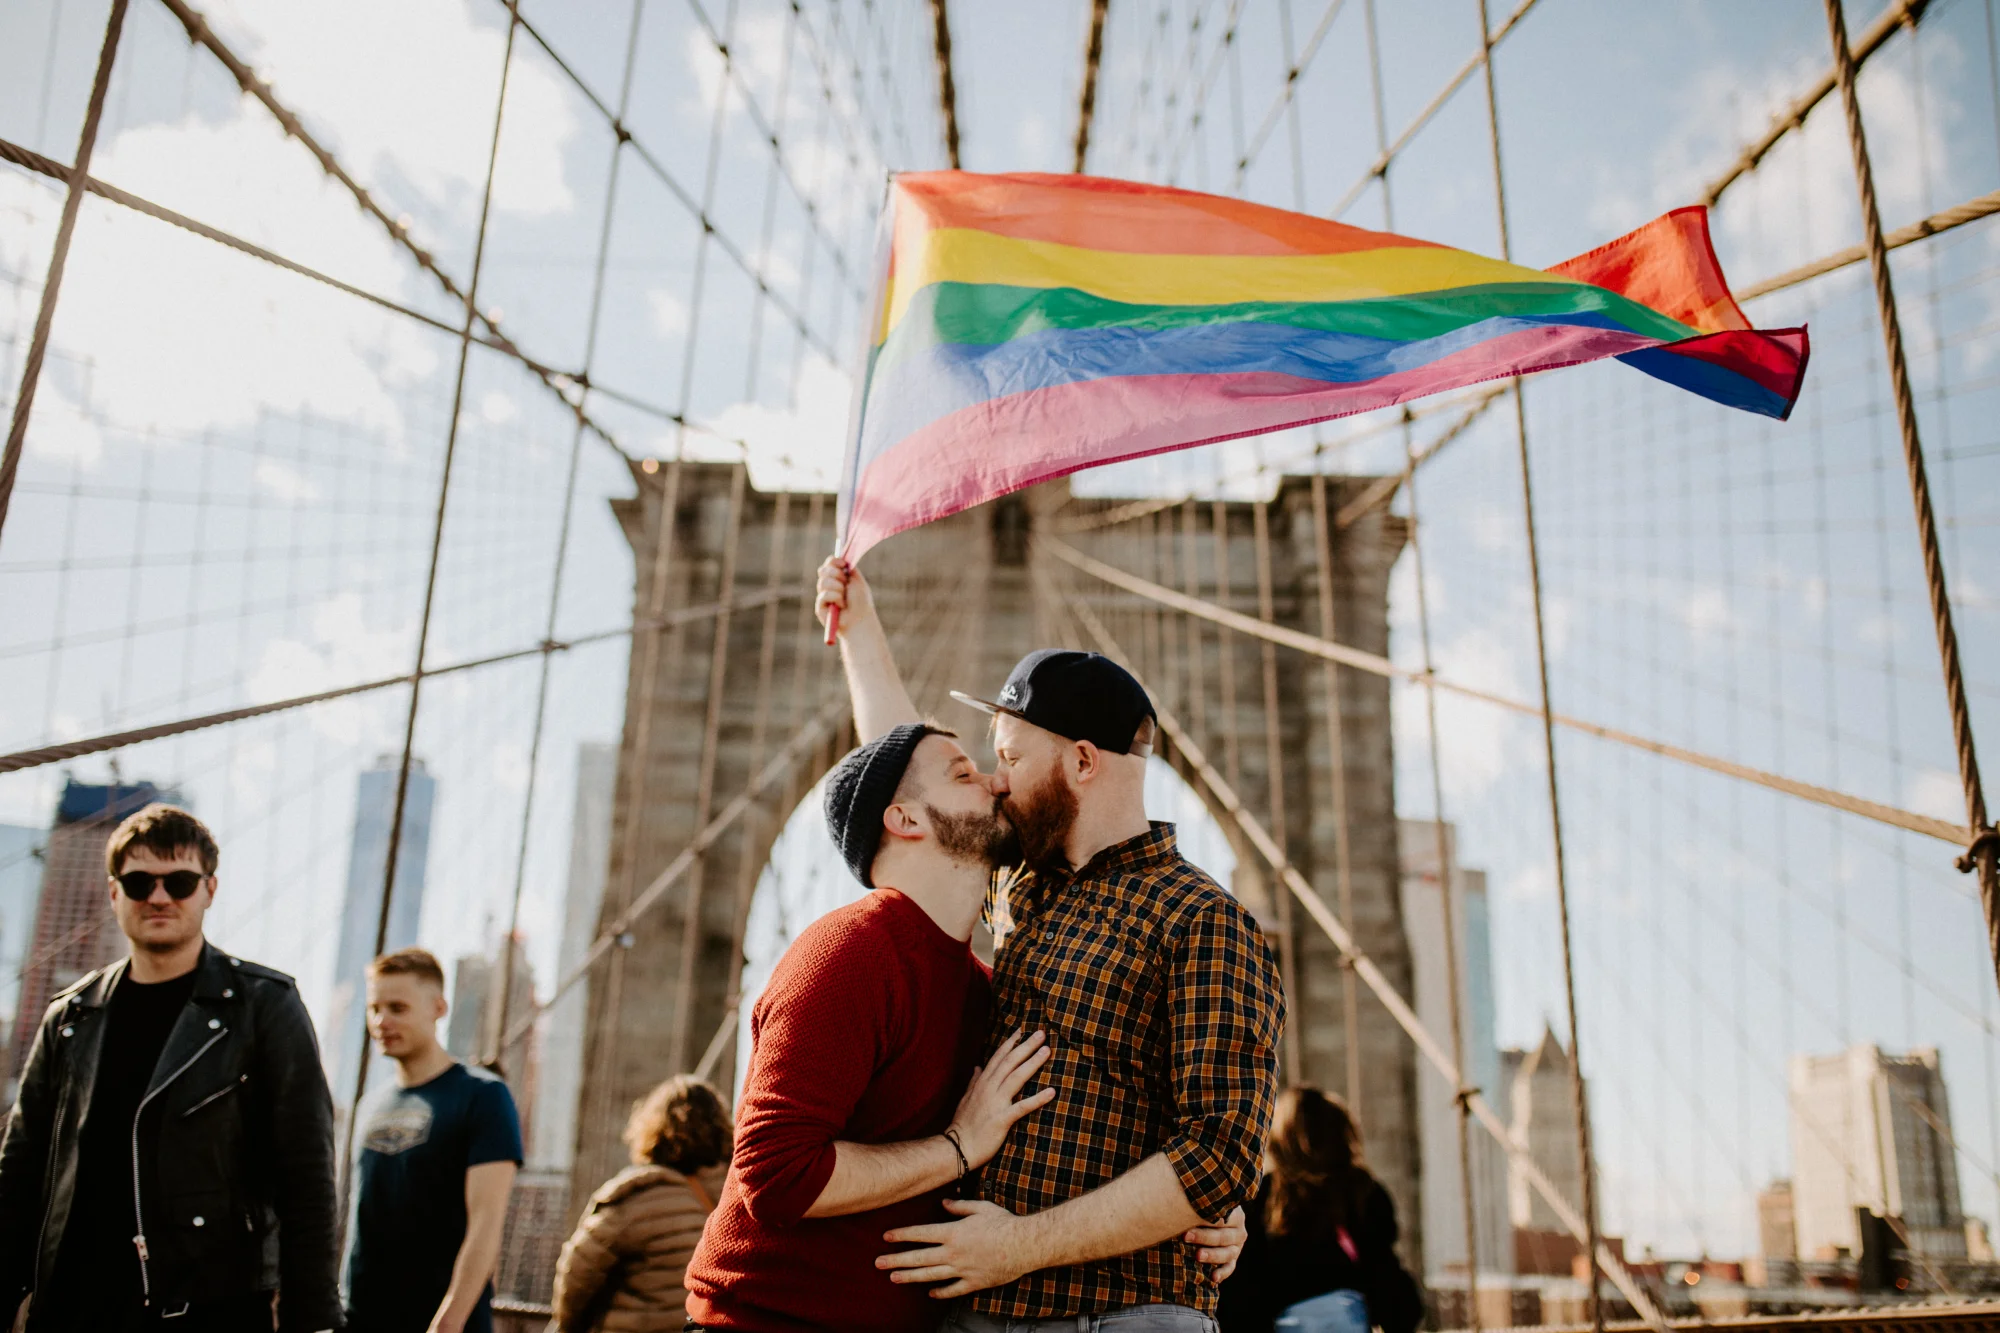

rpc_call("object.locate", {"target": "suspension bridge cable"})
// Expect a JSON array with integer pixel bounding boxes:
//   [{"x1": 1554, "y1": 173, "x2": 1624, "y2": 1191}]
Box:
[
  {"x1": 484, "y1": 0, "x2": 651, "y2": 1074},
  {"x1": 341, "y1": 2, "x2": 520, "y2": 1200},
  {"x1": 927, "y1": 0, "x2": 960, "y2": 168},
  {"x1": 0, "y1": 0, "x2": 131, "y2": 542},
  {"x1": 1041, "y1": 533, "x2": 1967, "y2": 846},
  {"x1": 1073, "y1": 0, "x2": 1112, "y2": 172},
  {"x1": 1737, "y1": 188, "x2": 2000, "y2": 301},
  {"x1": 1231, "y1": 0, "x2": 1349, "y2": 194},
  {"x1": 1327, "y1": 0, "x2": 1538, "y2": 221},
  {"x1": 1824, "y1": 0, "x2": 2000, "y2": 985},
  {"x1": 507, "y1": 555, "x2": 978, "y2": 1058},
  {"x1": 1700, "y1": 0, "x2": 1928, "y2": 208}
]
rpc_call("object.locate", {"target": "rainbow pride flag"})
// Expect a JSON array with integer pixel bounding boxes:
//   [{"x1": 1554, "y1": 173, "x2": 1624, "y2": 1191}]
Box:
[{"x1": 835, "y1": 172, "x2": 1808, "y2": 561}]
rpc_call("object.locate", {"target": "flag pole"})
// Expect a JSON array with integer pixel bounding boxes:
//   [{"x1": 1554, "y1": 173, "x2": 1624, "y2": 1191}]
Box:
[{"x1": 826, "y1": 173, "x2": 900, "y2": 644}]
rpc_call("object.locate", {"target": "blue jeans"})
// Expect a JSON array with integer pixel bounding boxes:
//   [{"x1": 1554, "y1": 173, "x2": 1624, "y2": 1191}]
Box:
[
  {"x1": 1276, "y1": 1289, "x2": 1369, "y2": 1333},
  {"x1": 941, "y1": 1303, "x2": 1218, "y2": 1333}
]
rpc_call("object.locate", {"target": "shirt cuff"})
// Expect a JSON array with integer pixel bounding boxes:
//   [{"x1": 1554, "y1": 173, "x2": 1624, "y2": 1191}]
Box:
[{"x1": 1164, "y1": 1129, "x2": 1252, "y2": 1223}]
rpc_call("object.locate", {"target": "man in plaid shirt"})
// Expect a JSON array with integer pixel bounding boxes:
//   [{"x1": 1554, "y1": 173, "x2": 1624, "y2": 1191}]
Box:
[{"x1": 819, "y1": 559, "x2": 1283, "y2": 1331}]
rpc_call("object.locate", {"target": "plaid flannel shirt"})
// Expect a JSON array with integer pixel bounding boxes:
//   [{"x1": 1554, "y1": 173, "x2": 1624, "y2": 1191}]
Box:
[{"x1": 972, "y1": 823, "x2": 1284, "y2": 1318}]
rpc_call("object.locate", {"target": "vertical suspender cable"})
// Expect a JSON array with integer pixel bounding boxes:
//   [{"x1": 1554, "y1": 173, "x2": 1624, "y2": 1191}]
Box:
[
  {"x1": 1822, "y1": 0, "x2": 2000, "y2": 982},
  {"x1": 710, "y1": 490, "x2": 794, "y2": 1086},
  {"x1": 1074, "y1": 0, "x2": 1113, "y2": 172},
  {"x1": 1476, "y1": 3, "x2": 1600, "y2": 1328},
  {"x1": 1211, "y1": 501, "x2": 1244, "y2": 794},
  {"x1": 486, "y1": 0, "x2": 653, "y2": 1071},
  {"x1": 1308, "y1": 481, "x2": 1365, "y2": 1123},
  {"x1": 0, "y1": 0, "x2": 130, "y2": 540},
  {"x1": 1364, "y1": 0, "x2": 1482, "y2": 1312},
  {"x1": 343, "y1": 3, "x2": 520, "y2": 1195},
  {"x1": 1251, "y1": 502, "x2": 1295, "y2": 1084},
  {"x1": 596, "y1": 0, "x2": 743, "y2": 1149},
  {"x1": 1182, "y1": 501, "x2": 1210, "y2": 744}
]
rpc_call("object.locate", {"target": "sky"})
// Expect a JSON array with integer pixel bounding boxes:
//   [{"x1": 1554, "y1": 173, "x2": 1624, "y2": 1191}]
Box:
[{"x1": 1, "y1": 0, "x2": 1998, "y2": 1264}]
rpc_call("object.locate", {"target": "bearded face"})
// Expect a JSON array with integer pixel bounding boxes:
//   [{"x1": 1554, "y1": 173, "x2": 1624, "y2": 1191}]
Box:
[
  {"x1": 925, "y1": 800, "x2": 1020, "y2": 869},
  {"x1": 1000, "y1": 761, "x2": 1079, "y2": 874}
]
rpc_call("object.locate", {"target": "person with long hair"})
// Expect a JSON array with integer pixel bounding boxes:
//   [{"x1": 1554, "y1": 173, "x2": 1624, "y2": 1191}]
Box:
[
  {"x1": 1218, "y1": 1087, "x2": 1422, "y2": 1333},
  {"x1": 553, "y1": 1076, "x2": 734, "y2": 1332}
]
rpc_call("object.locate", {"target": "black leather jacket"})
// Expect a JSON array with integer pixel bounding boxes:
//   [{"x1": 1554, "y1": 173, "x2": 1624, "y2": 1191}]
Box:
[{"x1": 0, "y1": 942, "x2": 344, "y2": 1331}]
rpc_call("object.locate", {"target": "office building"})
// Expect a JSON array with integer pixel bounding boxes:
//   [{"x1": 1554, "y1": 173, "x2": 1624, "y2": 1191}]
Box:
[
  {"x1": 1503, "y1": 1024, "x2": 1591, "y2": 1239},
  {"x1": 9, "y1": 780, "x2": 177, "y2": 1087},
  {"x1": 529, "y1": 742, "x2": 616, "y2": 1173},
  {"x1": 325, "y1": 757, "x2": 436, "y2": 1107},
  {"x1": 1753, "y1": 1179, "x2": 1799, "y2": 1286},
  {"x1": 1398, "y1": 819, "x2": 1512, "y2": 1278},
  {"x1": 1790, "y1": 1044, "x2": 1966, "y2": 1261},
  {"x1": 448, "y1": 938, "x2": 537, "y2": 1134}
]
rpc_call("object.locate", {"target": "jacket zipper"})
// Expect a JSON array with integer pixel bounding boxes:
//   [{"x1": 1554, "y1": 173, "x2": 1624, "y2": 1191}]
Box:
[
  {"x1": 179, "y1": 1077, "x2": 243, "y2": 1117},
  {"x1": 131, "y1": 1029, "x2": 226, "y2": 1303}
]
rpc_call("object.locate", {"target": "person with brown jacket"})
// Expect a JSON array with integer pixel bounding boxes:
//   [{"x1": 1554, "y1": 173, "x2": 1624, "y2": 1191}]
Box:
[{"x1": 554, "y1": 1076, "x2": 732, "y2": 1332}]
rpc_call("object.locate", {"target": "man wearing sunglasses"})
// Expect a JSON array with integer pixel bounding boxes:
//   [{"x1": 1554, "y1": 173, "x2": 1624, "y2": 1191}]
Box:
[{"x1": 0, "y1": 804, "x2": 342, "y2": 1332}]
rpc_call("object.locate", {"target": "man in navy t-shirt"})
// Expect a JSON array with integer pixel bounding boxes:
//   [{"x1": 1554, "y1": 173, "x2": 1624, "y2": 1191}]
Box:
[{"x1": 345, "y1": 948, "x2": 521, "y2": 1333}]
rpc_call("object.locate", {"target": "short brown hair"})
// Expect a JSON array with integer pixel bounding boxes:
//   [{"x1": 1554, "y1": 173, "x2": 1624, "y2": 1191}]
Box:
[
  {"x1": 367, "y1": 947, "x2": 445, "y2": 989},
  {"x1": 105, "y1": 804, "x2": 219, "y2": 878},
  {"x1": 623, "y1": 1075, "x2": 732, "y2": 1173}
]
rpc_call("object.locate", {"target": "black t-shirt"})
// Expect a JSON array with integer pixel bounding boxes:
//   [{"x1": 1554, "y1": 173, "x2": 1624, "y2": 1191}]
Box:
[
  {"x1": 344, "y1": 1062, "x2": 522, "y2": 1333},
  {"x1": 49, "y1": 968, "x2": 198, "y2": 1319}
]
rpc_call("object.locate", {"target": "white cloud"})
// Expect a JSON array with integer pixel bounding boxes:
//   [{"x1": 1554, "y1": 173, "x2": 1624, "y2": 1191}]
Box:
[
  {"x1": 1587, "y1": 41, "x2": 1958, "y2": 289},
  {"x1": 247, "y1": 593, "x2": 408, "y2": 744},
  {"x1": 21, "y1": 391, "x2": 105, "y2": 467},
  {"x1": 1856, "y1": 612, "x2": 1900, "y2": 646},
  {"x1": 0, "y1": 110, "x2": 440, "y2": 455},
  {"x1": 1679, "y1": 585, "x2": 1738, "y2": 641},
  {"x1": 648, "y1": 288, "x2": 689, "y2": 338},
  {"x1": 691, "y1": 352, "x2": 852, "y2": 490},
  {"x1": 1904, "y1": 768, "x2": 1965, "y2": 824},
  {"x1": 206, "y1": 0, "x2": 576, "y2": 218},
  {"x1": 255, "y1": 459, "x2": 321, "y2": 504},
  {"x1": 478, "y1": 390, "x2": 518, "y2": 426}
]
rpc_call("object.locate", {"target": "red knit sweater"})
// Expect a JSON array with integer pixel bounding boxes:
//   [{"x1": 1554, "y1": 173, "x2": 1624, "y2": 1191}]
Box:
[{"x1": 684, "y1": 888, "x2": 992, "y2": 1332}]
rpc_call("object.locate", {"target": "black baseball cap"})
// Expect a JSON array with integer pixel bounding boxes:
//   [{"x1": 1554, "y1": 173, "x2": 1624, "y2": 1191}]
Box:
[{"x1": 951, "y1": 650, "x2": 1156, "y2": 757}]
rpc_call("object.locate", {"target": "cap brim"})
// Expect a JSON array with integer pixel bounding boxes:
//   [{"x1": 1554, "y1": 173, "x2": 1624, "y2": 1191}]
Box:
[{"x1": 948, "y1": 690, "x2": 1024, "y2": 720}]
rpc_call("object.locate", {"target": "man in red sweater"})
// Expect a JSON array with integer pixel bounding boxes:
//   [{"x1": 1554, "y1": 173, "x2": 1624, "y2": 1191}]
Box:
[{"x1": 683, "y1": 720, "x2": 1056, "y2": 1331}]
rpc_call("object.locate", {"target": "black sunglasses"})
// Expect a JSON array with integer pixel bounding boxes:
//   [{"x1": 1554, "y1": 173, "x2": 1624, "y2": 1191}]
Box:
[{"x1": 114, "y1": 870, "x2": 208, "y2": 901}]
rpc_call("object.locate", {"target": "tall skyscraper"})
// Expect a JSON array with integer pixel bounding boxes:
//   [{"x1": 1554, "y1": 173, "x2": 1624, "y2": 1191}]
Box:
[
  {"x1": 325, "y1": 757, "x2": 436, "y2": 1109},
  {"x1": 529, "y1": 742, "x2": 615, "y2": 1173},
  {"x1": 447, "y1": 952, "x2": 494, "y2": 1060},
  {"x1": 1790, "y1": 1044, "x2": 1967, "y2": 1261},
  {"x1": 9, "y1": 780, "x2": 177, "y2": 1088},
  {"x1": 447, "y1": 938, "x2": 537, "y2": 1130},
  {"x1": 1504, "y1": 1024, "x2": 1590, "y2": 1235},
  {"x1": 1398, "y1": 819, "x2": 1512, "y2": 1278}
]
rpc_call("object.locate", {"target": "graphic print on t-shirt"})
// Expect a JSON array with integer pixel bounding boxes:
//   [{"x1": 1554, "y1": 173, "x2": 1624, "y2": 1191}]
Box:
[{"x1": 362, "y1": 1098, "x2": 434, "y2": 1154}]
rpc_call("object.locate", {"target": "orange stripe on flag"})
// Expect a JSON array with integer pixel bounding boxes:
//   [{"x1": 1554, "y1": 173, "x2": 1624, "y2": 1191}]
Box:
[{"x1": 1548, "y1": 206, "x2": 1750, "y2": 335}]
